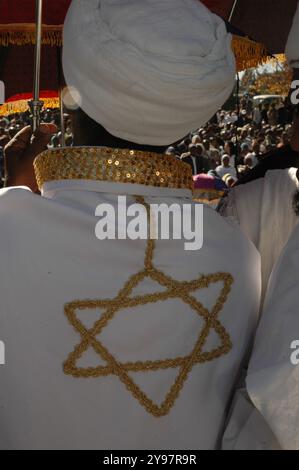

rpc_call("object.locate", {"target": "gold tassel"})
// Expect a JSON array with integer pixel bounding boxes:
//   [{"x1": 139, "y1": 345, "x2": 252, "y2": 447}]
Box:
[
  {"x1": 0, "y1": 97, "x2": 59, "y2": 116},
  {"x1": 267, "y1": 53, "x2": 287, "y2": 65},
  {"x1": 0, "y1": 26, "x2": 63, "y2": 47},
  {"x1": 0, "y1": 29, "x2": 271, "y2": 71},
  {"x1": 232, "y1": 35, "x2": 270, "y2": 71}
]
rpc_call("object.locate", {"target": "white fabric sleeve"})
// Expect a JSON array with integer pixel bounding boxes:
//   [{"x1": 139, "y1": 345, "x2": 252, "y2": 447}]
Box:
[
  {"x1": 222, "y1": 388, "x2": 281, "y2": 450},
  {"x1": 246, "y1": 222, "x2": 299, "y2": 450},
  {"x1": 217, "y1": 191, "x2": 240, "y2": 227},
  {"x1": 217, "y1": 178, "x2": 265, "y2": 250}
]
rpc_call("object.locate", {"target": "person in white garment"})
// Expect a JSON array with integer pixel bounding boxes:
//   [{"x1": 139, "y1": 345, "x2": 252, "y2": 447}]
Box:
[
  {"x1": 243, "y1": 4, "x2": 299, "y2": 449},
  {"x1": 0, "y1": 0, "x2": 261, "y2": 450},
  {"x1": 218, "y1": 1, "x2": 299, "y2": 300},
  {"x1": 245, "y1": 219, "x2": 299, "y2": 450},
  {"x1": 220, "y1": 2, "x2": 299, "y2": 450},
  {"x1": 216, "y1": 154, "x2": 237, "y2": 180}
]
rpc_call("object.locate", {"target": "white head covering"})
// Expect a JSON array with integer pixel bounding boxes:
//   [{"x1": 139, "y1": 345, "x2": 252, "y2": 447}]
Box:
[
  {"x1": 285, "y1": 1, "x2": 299, "y2": 68},
  {"x1": 63, "y1": 0, "x2": 235, "y2": 146}
]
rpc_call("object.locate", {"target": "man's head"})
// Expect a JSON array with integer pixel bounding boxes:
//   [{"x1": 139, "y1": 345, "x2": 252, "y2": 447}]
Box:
[
  {"x1": 62, "y1": 0, "x2": 236, "y2": 151},
  {"x1": 244, "y1": 155, "x2": 253, "y2": 168},
  {"x1": 241, "y1": 143, "x2": 250, "y2": 157},
  {"x1": 165, "y1": 146, "x2": 176, "y2": 156},
  {"x1": 196, "y1": 144, "x2": 204, "y2": 156},
  {"x1": 188, "y1": 144, "x2": 199, "y2": 157},
  {"x1": 192, "y1": 135, "x2": 202, "y2": 145},
  {"x1": 221, "y1": 154, "x2": 230, "y2": 167}
]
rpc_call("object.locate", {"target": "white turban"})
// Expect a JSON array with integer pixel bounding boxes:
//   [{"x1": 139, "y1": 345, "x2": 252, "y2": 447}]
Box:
[
  {"x1": 63, "y1": 0, "x2": 236, "y2": 146},
  {"x1": 285, "y1": 1, "x2": 299, "y2": 68}
]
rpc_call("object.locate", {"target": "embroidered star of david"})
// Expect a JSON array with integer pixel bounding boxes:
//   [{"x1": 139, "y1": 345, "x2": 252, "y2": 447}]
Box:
[{"x1": 63, "y1": 198, "x2": 234, "y2": 417}]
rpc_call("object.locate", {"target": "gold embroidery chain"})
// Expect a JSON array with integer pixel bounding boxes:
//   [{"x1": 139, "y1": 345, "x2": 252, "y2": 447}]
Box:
[{"x1": 63, "y1": 197, "x2": 233, "y2": 417}]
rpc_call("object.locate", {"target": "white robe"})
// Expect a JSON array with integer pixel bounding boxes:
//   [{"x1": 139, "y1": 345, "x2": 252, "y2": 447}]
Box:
[
  {"x1": 0, "y1": 178, "x2": 260, "y2": 450},
  {"x1": 219, "y1": 168, "x2": 299, "y2": 300},
  {"x1": 246, "y1": 221, "x2": 299, "y2": 449}
]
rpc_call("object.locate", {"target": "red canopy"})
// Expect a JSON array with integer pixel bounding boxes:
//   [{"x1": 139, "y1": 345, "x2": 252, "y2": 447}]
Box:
[
  {"x1": 0, "y1": 1, "x2": 233, "y2": 46},
  {"x1": 0, "y1": 0, "x2": 297, "y2": 107},
  {"x1": 201, "y1": 0, "x2": 234, "y2": 19},
  {"x1": 0, "y1": 0, "x2": 234, "y2": 25},
  {"x1": 0, "y1": 45, "x2": 61, "y2": 102},
  {"x1": 204, "y1": 0, "x2": 298, "y2": 54},
  {"x1": 0, "y1": 0, "x2": 296, "y2": 53},
  {"x1": 0, "y1": 0, "x2": 70, "y2": 24},
  {"x1": 0, "y1": 0, "x2": 71, "y2": 45},
  {"x1": 229, "y1": 0, "x2": 297, "y2": 55}
]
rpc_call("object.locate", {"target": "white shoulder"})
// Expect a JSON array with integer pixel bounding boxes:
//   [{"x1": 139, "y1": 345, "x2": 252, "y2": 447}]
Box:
[
  {"x1": 218, "y1": 178, "x2": 266, "y2": 248},
  {"x1": 0, "y1": 186, "x2": 32, "y2": 198},
  {"x1": 217, "y1": 190, "x2": 237, "y2": 219},
  {"x1": 0, "y1": 186, "x2": 38, "y2": 215},
  {"x1": 264, "y1": 167, "x2": 297, "y2": 183}
]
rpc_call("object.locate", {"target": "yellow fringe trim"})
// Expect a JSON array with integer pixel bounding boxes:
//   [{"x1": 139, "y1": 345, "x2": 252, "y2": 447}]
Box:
[
  {"x1": 266, "y1": 53, "x2": 287, "y2": 66},
  {"x1": 0, "y1": 24, "x2": 63, "y2": 46},
  {"x1": 232, "y1": 35, "x2": 270, "y2": 71},
  {"x1": 0, "y1": 29, "x2": 271, "y2": 71},
  {"x1": 0, "y1": 97, "x2": 59, "y2": 116}
]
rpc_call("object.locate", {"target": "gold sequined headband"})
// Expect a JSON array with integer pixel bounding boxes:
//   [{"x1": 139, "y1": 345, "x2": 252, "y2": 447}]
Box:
[{"x1": 34, "y1": 147, "x2": 194, "y2": 192}]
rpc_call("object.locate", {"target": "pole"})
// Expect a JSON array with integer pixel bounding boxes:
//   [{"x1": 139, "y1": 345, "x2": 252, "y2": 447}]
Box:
[
  {"x1": 228, "y1": 0, "x2": 238, "y2": 22},
  {"x1": 56, "y1": 47, "x2": 65, "y2": 147},
  {"x1": 59, "y1": 88, "x2": 65, "y2": 147},
  {"x1": 29, "y1": 0, "x2": 44, "y2": 132}
]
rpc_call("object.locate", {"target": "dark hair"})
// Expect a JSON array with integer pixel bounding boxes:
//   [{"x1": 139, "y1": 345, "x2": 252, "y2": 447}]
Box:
[
  {"x1": 70, "y1": 107, "x2": 172, "y2": 154},
  {"x1": 235, "y1": 145, "x2": 299, "y2": 187},
  {"x1": 225, "y1": 140, "x2": 236, "y2": 154}
]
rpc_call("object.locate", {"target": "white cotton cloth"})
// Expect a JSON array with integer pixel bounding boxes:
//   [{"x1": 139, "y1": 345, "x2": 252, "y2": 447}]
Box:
[
  {"x1": 219, "y1": 168, "x2": 299, "y2": 302},
  {"x1": 246, "y1": 221, "x2": 299, "y2": 449},
  {"x1": 0, "y1": 176, "x2": 260, "y2": 449},
  {"x1": 62, "y1": 0, "x2": 236, "y2": 146},
  {"x1": 222, "y1": 388, "x2": 281, "y2": 449},
  {"x1": 216, "y1": 165, "x2": 237, "y2": 180},
  {"x1": 285, "y1": 1, "x2": 299, "y2": 67}
]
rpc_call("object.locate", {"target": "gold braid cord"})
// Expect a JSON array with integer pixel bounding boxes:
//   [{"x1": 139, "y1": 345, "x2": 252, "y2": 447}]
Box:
[{"x1": 63, "y1": 197, "x2": 234, "y2": 417}]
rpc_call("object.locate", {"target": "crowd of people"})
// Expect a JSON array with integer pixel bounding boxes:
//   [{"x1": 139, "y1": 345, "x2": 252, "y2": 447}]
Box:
[
  {"x1": 167, "y1": 97, "x2": 296, "y2": 189},
  {"x1": 0, "y1": 109, "x2": 73, "y2": 186},
  {"x1": 0, "y1": 98, "x2": 296, "y2": 192}
]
